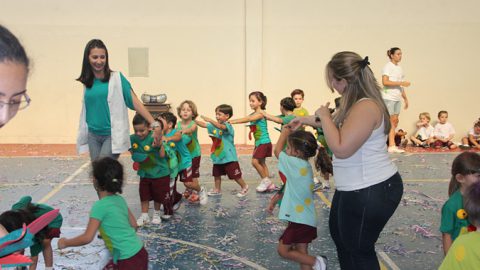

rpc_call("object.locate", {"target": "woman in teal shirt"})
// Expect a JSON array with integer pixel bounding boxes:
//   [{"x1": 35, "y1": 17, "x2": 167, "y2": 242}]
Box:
[{"x1": 76, "y1": 39, "x2": 161, "y2": 161}]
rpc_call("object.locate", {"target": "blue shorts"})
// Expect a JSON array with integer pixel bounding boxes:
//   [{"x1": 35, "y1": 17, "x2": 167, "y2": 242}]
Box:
[{"x1": 384, "y1": 99, "x2": 401, "y2": 115}]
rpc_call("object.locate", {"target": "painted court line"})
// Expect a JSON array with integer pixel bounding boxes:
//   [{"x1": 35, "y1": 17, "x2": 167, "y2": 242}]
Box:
[
  {"x1": 315, "y1": 190, "x2": 400, "y2": 270},
  {"x1": 38, "y1": 161, "x2": 90, "y2": 204},
  {"x1": 139, "y1": 233, "x2": 268, "y2": 270}
]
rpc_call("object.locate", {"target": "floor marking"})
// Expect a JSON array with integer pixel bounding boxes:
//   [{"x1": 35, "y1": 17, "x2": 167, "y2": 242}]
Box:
[
  {"x1": 315, "y1": 190, "x2": 400, "y2": 270},
  {"x1": 38, "y1": 161, "x2": 90, "y2": 203},
  {"x1": 138, "y1": 233, "x2": 268, "y2": 270}
]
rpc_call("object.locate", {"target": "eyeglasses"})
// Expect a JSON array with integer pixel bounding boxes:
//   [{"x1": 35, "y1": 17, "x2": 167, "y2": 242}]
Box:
[{"x1": 0, "y1": 92, "x2": 31, "y2": 111}]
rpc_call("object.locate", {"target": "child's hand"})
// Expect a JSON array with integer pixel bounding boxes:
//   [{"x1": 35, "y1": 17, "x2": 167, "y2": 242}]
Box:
[{"x1": 57, "y1": 238, "x2": 67, "y2": 249}]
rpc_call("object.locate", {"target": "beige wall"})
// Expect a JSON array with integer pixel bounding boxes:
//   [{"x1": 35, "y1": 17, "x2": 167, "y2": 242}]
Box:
[{"x1": 1, "y1": 0, "x2": 479, "y2": 145}]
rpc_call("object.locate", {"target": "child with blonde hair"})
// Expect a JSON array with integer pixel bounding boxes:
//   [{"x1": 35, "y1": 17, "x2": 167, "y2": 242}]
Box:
[
  {"x1": 440, "y1": 152, "x2": 480, "y2": 254},
  {"x1": 230, "y1": 91, "x2": 274, "y2": 193},
  {"x1": 176, "y1": 100, "x2": 207, "y2": 204},
  {"x1": 460, "y1": 118, "x2": 480, "y2": 150},
  {"x1": 410, "y1": 112, "x2": 434, "y2": 147}
]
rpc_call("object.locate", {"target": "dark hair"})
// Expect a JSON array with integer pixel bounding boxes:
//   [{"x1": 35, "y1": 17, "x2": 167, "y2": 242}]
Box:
[
  {"x1": 216, "y1": 104, "x2": 233, "y2": 118},
  {"x1": 387, "y1": 47, "x2": 401, "y2": 59},
  {"x1": 316, "y1": 146, "x2": 333, "y2": 177},
  {"x1": 0, "y1": 25, "x2": 29, "y2": 70},
  {"x1": 92, "y1": 157, "x2": 124, "y2": 194},
  {"x1": 249, "y1": 91, "x2": 267, "y2": 110},
  {"x1": 280, "y1": 97, "x2": 295, "y2": 112},
  {"x1": 448, "y1": 152, "x2": 480, "y2": 196},
  {"x1": 287, "y1": 130, "x2": 318, "y2": 159},
  {"x1": 176, "y1": 100, "x2": 198, "y2": 120},
  {"x1": 290, "y1": 89, "x2": 305, "y2": 98},
  {"x1": 464, "y1": 181, "x2": 480, "y2": 226},
  {"x1": 132, "y1": 113, "x2": 148, "y2": 126},
  {"x1": 475, "y1": 118, "x2": 480, "y2": 128},
  {"x1": 334, "y1": 97, "x2": 341, "y2": 109},
  {"x1": 0, "y1": 209, "x2": 35, "y2": 233},
  {"x1": 438, "y1": 110, "x2": 448, "y2": 118},
  {"x1": 160, "y1": 112, "x2": 177, "y2": 129},
  {"x1": 76, "y1": 39, "x2": 111, "y2": 88}
]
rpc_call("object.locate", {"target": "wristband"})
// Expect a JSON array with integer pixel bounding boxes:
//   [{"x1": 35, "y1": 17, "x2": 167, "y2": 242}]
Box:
[{"x1": 151, "y1": 121, "x2": 161, "y2": 129}]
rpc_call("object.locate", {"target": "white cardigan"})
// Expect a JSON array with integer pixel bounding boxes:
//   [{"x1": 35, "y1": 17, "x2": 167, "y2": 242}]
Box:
[{"x1": 76, "y1": 71, "x2": 130, "y2": 155}]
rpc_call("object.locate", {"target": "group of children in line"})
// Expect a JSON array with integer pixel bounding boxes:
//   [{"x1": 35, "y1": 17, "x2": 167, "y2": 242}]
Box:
[
  {"x1": 2, "y1": 87, "x2": 480, "y2": 270},
  {"x1": 394, "y1": 111, "x2": 480, "y2": 151}
]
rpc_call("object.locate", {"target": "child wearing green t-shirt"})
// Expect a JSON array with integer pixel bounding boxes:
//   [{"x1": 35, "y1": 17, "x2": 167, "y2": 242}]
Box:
[
  {"x1": 176, "y1": 100, "x2": 207, "y2": 205},
  {"x1": 262, "y1": 97, "x2": 296, "y2": 132},
  {"x1": 196, "y1": 104, "x2": 249, "y2": 197},
  {"x1": 0, "y1": 196, "x2": 63, "y2": 270},
  {"x1": 130, "y1": 114, "x2": 171, "y2": 226},
  {"x1": 273, "y1": 126, "x2": 327, "y2": 270},
  {"x1": 440, "y1": 181, "x2": 480, "y2": 269},
  {"x1": 230, "y1": 91, "x2": 274, "y2": 193},
  {"x1": 440, "y1": 152, "x2": 480, "y2": 255},
  {"x1": 58, "y1": 157, "x2": 148, "y2": 270}
]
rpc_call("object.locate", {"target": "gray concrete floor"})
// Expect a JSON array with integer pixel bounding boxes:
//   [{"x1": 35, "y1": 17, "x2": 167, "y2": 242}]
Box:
[{"x1": 0, "y1": 152, "x2": 456, "y2": 269}]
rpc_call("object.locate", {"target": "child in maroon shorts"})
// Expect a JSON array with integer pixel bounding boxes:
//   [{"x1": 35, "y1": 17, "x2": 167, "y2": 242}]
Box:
[
  {"x1": 274, "y1": 126, "x2": 327, "y2": 270},
  {"x1": 229, "y1": 91, "x2": 274, "y2": 193},
  {"x1": 197, "y1": 104, "x2": 249, "y2": 197},
  {"x1": 130, "y1": 114, "x2": 171, "y2": 226}
]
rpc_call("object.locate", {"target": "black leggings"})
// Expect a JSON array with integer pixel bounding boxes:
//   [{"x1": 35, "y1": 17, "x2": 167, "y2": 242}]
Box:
[{"x1": 329, "y1": 172, "x2": 403, "y2": 270}]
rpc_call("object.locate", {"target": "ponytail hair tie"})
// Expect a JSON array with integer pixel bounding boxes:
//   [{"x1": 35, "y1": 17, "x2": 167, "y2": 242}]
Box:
[
  {"x1": 112, "y1": 178, "x2": 118, "y2": 183},
  {"x1": 361, "y1": 56, "x2": 370, "y2": 68}
]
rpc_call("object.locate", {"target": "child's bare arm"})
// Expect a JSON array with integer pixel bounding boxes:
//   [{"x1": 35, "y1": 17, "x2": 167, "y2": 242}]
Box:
[
  {"x1": 163, "y1": 130, "x2": 182, "y2": 142},
  {"x1": 274, "y1": 126, "x2": 292, "y2": 158},
  {"x1": 159, "y1": 144, "x2": 166, "y2": 158},
  {"x1": 181, "y1": 123, "x2": 197, "y2": 135},
  {"x1": 264, "y1": 113, "x2": 283, "y2": 124},
  {"x1": 442, "y1": 233, "x2": 452, "y2": 255},
  {"x1": 195, "y1": 119, "x2": 207, "y2": 128},
  {"x1": 229, "y1": 113, "x2": 264, "y2": 124},
  {"x1": 57, "y1": 218, "x2": 100, "y2": 249},
  {"x1": 201, "y1": 115, "x2": 227, "y2": 130}
]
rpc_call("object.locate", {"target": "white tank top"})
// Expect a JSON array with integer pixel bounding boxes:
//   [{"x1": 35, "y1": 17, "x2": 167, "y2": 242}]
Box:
[{"x1": 332, "y1": 107, "x2": 398, "y2": 191}]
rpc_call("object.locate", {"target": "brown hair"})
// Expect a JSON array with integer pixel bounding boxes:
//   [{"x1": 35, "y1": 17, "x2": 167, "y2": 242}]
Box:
[
  {"x1": 448, "y1": 152, "x2": 480, "y2": 196},
  {"x1": 249, "y1": 91, "x2": 267, "y2": 110},
  {"x1": 290, "y1": 89, "x2": 305, "y2": 98},
  {"x1": 176, "y1": 100, "x2": 198, "y2": 120},
  {"x1": 464, "y1": 181, "x2": 480, "y2": 226},
  {"x1": 438, "y1": 110, "x2": 448, "y2": 118}
]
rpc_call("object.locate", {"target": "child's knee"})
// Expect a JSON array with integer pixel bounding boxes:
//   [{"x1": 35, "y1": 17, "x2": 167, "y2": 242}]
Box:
[
  {"x1": 251, "y1": 158, "x2": 259, "y2": 166},
  {"x1": 277, "y1": 245, "x2": 288, "y2": 258}
]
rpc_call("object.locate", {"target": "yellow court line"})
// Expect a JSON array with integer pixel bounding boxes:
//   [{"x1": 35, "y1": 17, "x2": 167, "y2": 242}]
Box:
[
  {"x1": 315, "y1": 190, "x2": 396, "y2": 270},
  {"x1": 38, "y1": 161, "x2": 90, "y2": 203}
]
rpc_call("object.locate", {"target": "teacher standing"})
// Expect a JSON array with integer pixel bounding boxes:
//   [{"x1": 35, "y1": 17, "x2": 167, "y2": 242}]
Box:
[
  {"x1": 76, "y1": 39, "x2": 161, "y2": 161},
  {"x1": 292, "y1": 51, "x2": 403, "y2": 270}
]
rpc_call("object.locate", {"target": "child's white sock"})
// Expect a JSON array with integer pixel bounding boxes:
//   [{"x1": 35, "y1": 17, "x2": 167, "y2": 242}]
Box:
[
  {"x1": 141, "y1": 212, "x2": 149, "y2": 218},
  {"x1": 45, "y1": 267, "x2": 54, "y2": 270},
  {"x1": 153, "y1": 210, "x2": 161, "y2": 216}
]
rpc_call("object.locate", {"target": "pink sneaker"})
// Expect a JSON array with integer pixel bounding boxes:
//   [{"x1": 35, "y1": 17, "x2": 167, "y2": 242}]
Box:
[{"x1": 236, "y1": 185, "x2": 249, "y2": 198}]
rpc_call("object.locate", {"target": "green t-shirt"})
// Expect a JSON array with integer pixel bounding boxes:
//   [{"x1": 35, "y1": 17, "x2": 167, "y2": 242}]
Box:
[
  {"x1": 166, "y1": 129, "x2": 192, "y2": 171},
  {"x1": 178, "y1": 121, "x2": 201, "y2": 158},
  {"x1": 278, "y1": 152, "x2": 316, "y2": 227},
  {"x1": 278, "y1": 114, "x2": 296, "y2": 127},
  {"x1": 90, "y1": 195, "x2": 143, "y2": 261},
  {"x1": 207, "y1": 122, "x2": 238, "y2": 164},
  {"x1": 440, "y1": 231, "x2": 480, "y2": 270},
  {"x1": 316, "y1": 127, "x2": 332, "y2": 157},
  {"x1": 440, "y1": 190, "x2": 471, "y2": 240},
  {"x1": 85, "y1": 72, "x2": 134, "y2": 135},
  {"x1": 130, "y1": 132, "x2": 169, "y2": 178},
  {"x1": 163, "y1": 141, "x2": 179, "y2": 179},
  {"x1": 249, "y1": 115, "x2": 271, "y2": 146},
  {"x1": 293, "y1": 107, "x2": 309, "y2": 117}
]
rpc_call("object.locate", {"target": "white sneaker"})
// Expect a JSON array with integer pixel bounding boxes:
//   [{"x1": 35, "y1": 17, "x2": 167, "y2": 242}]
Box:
[
  {"x1": 313, "y1": 255, "x2": 327, "y2": 270},
  {"x1": 173, "y1": 199, "x2": 182, "y2": 211},
  {"x1": 161, "y1": 214, "x2": 172, "y2": 220},
  {"x1": 236, "y1": 185, "x2": 249, "y2": 198},
  {"x1": 388, "y1": 146, "x2": 405, "y2": 153},
  {"x1": 199, "y1": 186, "x2": 208, "y2": 205},
  {"x1": 256, "y1": 178, "x2": 273, "y2": 192},
  {"x1": 151, "y1": 212, "x2": 162, "y2": 225},
  {"x1": 136, "y1": 213, "x2": 150, "y2": 227}
]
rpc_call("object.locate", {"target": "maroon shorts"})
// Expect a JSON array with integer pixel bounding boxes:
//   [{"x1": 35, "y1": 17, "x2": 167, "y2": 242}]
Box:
[
  {"x1": 212, "y1": 162, "x2": 242, "y2": 180},
  {"x1": 139, "y1": 176, "x2": 170, "y2": 203},
  {"x1": 116, "y1": 247, "x2": 148, "y2": 270},
  {"x1": 178, "y1": 166, "x2": 193, "y2": 183},
  {"x1": 432, "y1": 140, "x2": 454, "y2": 148},
  {"x1": 45, "y1": 227, "x2": 61, "y2": 239},
  {"x1": 279, "y1": 222, "x2": 317, "y2": 245},
  {"x1": 191, "y1": 156, "x2": 201, "y2": 178},
  {"x1": 253, "y1": 143, "x2": 272, "y2": 159}
]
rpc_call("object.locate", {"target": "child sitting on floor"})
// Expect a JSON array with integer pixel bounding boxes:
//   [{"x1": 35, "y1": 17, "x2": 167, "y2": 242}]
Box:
[
  {"x1": 433, "y1": 110, "x2": 457, "y2": 149},
  {"x1": 460, "y1": 118, "x2": 480, "y2": 150},
  {"x1": 410, "y1": 112, "x2": 434, "y2": 148}
]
